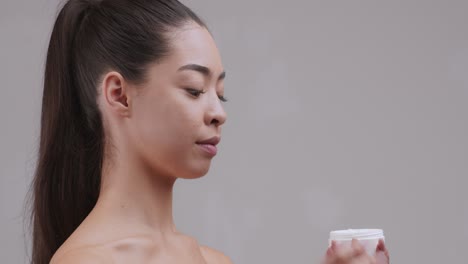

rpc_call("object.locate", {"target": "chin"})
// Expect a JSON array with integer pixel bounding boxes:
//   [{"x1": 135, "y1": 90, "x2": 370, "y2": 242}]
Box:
[
  {"x1": 183, "y1": 169, "x2": 210, "y2": 180},
  {"x1": 178, "y1": 163, "x2": 211, "y2": 180}
]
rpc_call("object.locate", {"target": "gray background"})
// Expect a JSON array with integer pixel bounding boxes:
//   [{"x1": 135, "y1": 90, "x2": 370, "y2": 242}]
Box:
[{"x1": 1, "y1": 0, "x2": 467, "y2": 263}]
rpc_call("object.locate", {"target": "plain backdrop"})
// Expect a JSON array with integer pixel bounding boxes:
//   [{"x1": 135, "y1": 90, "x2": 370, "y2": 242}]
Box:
[{"x1": 1, "y1": 0, "x2": 467, "y2": 263}]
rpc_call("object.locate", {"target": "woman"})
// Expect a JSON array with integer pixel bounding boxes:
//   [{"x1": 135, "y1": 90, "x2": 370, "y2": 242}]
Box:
[{"x1": 30, "y1": 0, "x2": 390, "y2": 263}]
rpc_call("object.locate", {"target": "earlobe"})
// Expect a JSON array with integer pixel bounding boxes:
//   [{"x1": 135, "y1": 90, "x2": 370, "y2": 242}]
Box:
[{"x1": 102, "y1": 71, "x2": 131, "y2": 117}]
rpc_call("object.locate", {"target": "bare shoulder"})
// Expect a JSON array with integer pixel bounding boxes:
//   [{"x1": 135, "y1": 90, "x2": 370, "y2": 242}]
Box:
[
  {"x1": 50, "y1": 247, "x2": 112, "y2": 264},
  {"x1": 200, "y1": 245, "x2": 234, "y2": 264}
]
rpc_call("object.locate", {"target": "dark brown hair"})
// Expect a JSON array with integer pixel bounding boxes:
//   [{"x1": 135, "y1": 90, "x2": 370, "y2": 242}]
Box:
[{"x1": 30, "y1": 0, "x2": 205, "y2": 263}]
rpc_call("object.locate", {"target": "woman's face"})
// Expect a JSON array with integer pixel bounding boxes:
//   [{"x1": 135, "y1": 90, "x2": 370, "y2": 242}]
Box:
[{"x1": 127, "y1": 23, "x2": 227, "y2": 179}]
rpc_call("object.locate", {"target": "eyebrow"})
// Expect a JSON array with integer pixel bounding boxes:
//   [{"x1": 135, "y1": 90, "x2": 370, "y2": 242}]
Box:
[{"x1": 178, "y1": 64, "x2": 226, "y2": 81}]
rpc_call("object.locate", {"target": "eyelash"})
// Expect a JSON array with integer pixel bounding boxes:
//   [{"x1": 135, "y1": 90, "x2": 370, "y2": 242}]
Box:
[
  {"x1": 185, "y1": 88, "x2": 228, "y2": 102},
  {"x1": 185, "y1": 88, "x2": 205, "y2": 97}
]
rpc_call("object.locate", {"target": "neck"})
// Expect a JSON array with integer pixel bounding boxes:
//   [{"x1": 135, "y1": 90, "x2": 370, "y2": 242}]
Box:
[{"x1": 96, "y1": 146, "x2": 177, "y2": 235}]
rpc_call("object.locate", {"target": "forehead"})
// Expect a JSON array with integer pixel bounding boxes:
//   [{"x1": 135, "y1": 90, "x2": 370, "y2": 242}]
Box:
[{"x1": 166, "y1": 23, "x2": 224, "y2": 73}]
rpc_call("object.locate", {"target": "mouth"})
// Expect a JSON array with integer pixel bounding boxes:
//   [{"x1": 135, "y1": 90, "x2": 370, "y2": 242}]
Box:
[
  {"x1": 196, "y1": 136, "x2": 220, "y2": 146},
  {"x1": 196, "y1": 136, "x2": 220, "y2": 156}
]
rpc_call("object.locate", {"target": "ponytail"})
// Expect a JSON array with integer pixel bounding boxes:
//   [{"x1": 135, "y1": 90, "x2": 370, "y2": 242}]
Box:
[
  {"x1": 30, "y1": 0, "x2": 207, "y2": 263},
  {"x1": 31, "y1": 1, "x2": 103, "y2": 263}
]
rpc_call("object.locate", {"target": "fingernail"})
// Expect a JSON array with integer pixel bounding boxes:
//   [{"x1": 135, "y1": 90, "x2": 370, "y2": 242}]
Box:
[
  {"x1": 331, "y1": 241, "x2": 336, "y2": 249},
  {"x1": 376, "y1": 239, "x2": 386, "y2": 251}
]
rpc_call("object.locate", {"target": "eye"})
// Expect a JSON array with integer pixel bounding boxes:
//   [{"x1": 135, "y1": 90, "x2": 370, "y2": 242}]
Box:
[
  {"x1": 185, "y1": 88, "x2": 206, "y2": 98},
  {"x1": 218, "y1": 95, "x2": 228, "y2": 102}
]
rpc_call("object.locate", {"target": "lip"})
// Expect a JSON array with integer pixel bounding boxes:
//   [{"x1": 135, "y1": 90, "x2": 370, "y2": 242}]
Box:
[
  {"x1": 196, "y1": 136, "x2": 220, "y2": 156},
  {"x1": 196, "y1": 136, "x2": 220, "y2": 146}
]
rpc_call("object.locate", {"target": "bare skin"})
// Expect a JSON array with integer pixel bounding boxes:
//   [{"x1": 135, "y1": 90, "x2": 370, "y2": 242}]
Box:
[
  {"x1": 322, "y1": 239, "x2": 390, "y2": 264},
  {"x1": 49, "y1": 21, "x2": 390, "y2": 264},
  {"x1": 51, "y1": 22, "x2": 231, "y2": 264}
]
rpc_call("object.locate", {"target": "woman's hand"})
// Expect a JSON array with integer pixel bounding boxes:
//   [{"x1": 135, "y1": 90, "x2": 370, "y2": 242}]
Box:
[
  {"x1": 322, "y1": 239, "x2": 389, "y2": 264},
  {"x1": 375, "y1": 239, "x2": 390, "y2": 264}
]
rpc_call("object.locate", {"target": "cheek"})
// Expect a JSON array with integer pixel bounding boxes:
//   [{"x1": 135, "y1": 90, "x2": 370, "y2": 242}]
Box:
[
  {"x1": 157, "y1": 100, "x2": 201, "y2": 141},
  {"x1": 137, "y1": 103, "x2": 183, "y2": 149},
  {"x1": 133, "y1": 95, "x2": 203, "y2": 163}
]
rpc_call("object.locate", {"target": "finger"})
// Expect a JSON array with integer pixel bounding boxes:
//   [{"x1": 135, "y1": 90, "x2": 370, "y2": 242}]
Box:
[
  {"x1": 375, "y1": 251, "x2": 389, "y2": 264},
  {"x1": 376, "y1": 239, "x2": 385, "y2": 252},
  {"x1": 331, "y1": 240, "x2": 337, "y2": 251},
  {"x1": 348, "y1": 253, "x2": 376, "y2": 264},
  {"x1": 376, "y1": 239, "x2": 390, "y2": 259},
  {"x1": 322, "y1": 242, "x2": 337, "y2": 264},
  {"x1": 351, "y1": 239, "x2": 365, "y2": 255},
  {"x1": 326, "y1": 246, "x2": 333, "y2": 257},
  {"x1": 332, "y1": 241, "x2": 366, "y2": 263}
]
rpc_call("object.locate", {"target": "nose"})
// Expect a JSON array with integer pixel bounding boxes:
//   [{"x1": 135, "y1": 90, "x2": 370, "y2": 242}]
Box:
[{"x1": 204, "y1": 91, "x2": 227, "y2": 127}]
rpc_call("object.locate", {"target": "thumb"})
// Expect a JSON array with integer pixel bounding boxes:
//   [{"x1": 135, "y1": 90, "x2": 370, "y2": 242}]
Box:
[
  {"x1": 375, "y1": 239, "x2": 389, "y2": 263},
  {"x1": 375, "y1": 251, "x2": 389, "y2": 264}
]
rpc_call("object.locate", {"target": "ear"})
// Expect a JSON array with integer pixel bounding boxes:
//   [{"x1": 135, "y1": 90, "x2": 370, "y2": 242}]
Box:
[{"x1": 101, "y1": 71, "x2": 131, "y2": 117}]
